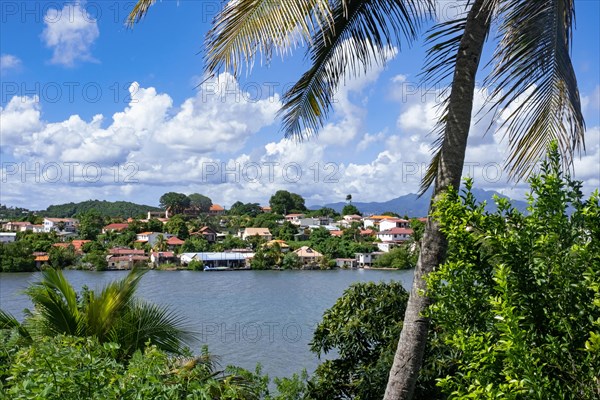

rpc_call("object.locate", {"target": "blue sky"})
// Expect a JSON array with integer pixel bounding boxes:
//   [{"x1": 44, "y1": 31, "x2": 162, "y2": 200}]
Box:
[{"x1": 1, "y1": 0, "x2": 599, "y2": 210}]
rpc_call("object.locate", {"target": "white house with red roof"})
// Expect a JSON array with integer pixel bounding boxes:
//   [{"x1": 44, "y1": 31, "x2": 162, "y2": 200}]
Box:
[
  {"x1": 136, "y1": 232, "x2": 174, "y2": 247},
  {"x1": 376, "y1": 227, "x2": 413, "y2": 243},
  {"x1": 379, "y1": 218, "x2": 410, "y2": 231},
  {"x1": 285, "y1": 213, "x2": 305, "y2": 224}
]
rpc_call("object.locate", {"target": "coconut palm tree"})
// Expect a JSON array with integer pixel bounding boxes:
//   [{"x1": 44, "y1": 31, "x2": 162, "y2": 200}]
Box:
[
  {"x1": 128, "y1": 0, "x2": 585, "y2": 398},
  {"x1": 0, "y1": 268, "x2": 195, "y2": 359},
  {"x1": 154, "y1": 233, "x2": 168, "y2": 252}
]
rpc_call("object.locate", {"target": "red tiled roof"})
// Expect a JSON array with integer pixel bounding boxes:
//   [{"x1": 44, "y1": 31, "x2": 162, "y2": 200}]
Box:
[
  {"x1": 330, "y1": 230, "x2": 343, "y2": 237},
  {"x1": 152, "y1": 251, "x2": 175, "y2": 258},
  {"x1": 166, "y1": 237, "x2": 185, "y2": 245},
  {"x1": 109, "y1": 248, "x2": 146, "y2": 255},
  {"x1": 210, "y1": 204, "x2": 224, "y2": 211},
  {"x1": 360, "y1": 229, "x2": 375, "y2": 235},
  {"x1": 377, "y1": 228, "x2": 414, "y2": 235},
  {"x1": 108, "y1": 256, "x2": 149, "y2": 262},
  {"x1": 103, "y1": 223, "x2": 129, "y2": 231}
]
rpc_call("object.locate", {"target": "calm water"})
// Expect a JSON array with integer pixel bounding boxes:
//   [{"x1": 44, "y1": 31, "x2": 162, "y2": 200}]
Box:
[{"x1": 0, "y1": 269, "x2": 413, "y2": 378}]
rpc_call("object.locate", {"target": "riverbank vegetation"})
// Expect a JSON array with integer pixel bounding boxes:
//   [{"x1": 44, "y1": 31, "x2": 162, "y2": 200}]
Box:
[{"x1": 1, "y1": 149, "x2": 598, "y2": 398}]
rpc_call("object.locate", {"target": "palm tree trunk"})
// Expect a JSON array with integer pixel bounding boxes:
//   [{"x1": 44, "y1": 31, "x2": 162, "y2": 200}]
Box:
[{"x1": 383, "y1": 1, "x2": 492, "y2": 398}]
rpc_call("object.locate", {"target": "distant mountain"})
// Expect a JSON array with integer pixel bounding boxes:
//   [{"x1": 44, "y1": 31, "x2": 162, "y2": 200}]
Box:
[
  {"x1": 312, "y1": 188, "x2": 528, "y2": 217},
  {"x1": 41, "y1": 200, "x2": 161, "y2": 218}
]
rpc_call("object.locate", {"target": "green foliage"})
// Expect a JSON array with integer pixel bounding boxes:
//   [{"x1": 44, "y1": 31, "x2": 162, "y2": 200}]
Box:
[
  {"x1": 308, "y1": 281, "x2": 409, "y2": 399},
  {"x1": 373, "y1": 245, "x2": 417, "y2": 269},
  {"x1": 229, "y1": 201, "x2": 263, "y2": 217},
  {"x1": 49, "y1": 245, "x2": 77, "y2": 269},
  {"x1": 188, "y1": 193, "x2": 213, "y2": 213},
  {"x1": 164, "y1": 215, "x2": 189, "y2": 240},
  {"x1": 81, "y1": 251, "x2": 108, "y2": 271},
  {"x1": 251, "y1": 245, "x2": 281, "y2": 270},
  {"x1": 0, "y1": 204, "x2": 31, "y2": 220},
  {"x1": 77, "y1": 210, "x2": 105, "y2": 240},
  {"x1": 274, "y1": 221, "x2": 299, "y2": 241},
  {"x1": 145, "y1": 218, "x2": 164, "y2": 233},
  {"x1": 341, "y1": 204, "x2": 361, "y2": 216},
  {"x1": 215, "y1": 235, "x2": 247, "y2": 251},
  {"x1": 281, "y1": 252, "x2": 302, "y2": 270},
  {"x1": 187, "y1": 260, "x2": 204, "y2": 271},
  {"x1": 0, "y1": 241, "x2": 36, "y2": 272},
  {"x1": 16, "y1": 231, "x2": 56, "y2": 252},
  {"x1": 42, "y1": 200, "x2": 160, "y2": 218},
  {"x1": 1, "y1": 269, "x2": 194, "y2": 360},
  {"x1": 181, "y1": 236, "x2": 211, "y2": 253},
  {"x1": 426, "y1": 146, "x2": 600, "y2": 399},
  {"x1": 269, "y1": 190, "x2": 307, "y2": 215},
  {"x1": 0, "y1": 335, "x2": 268, "y2": 399},
  {"x1": 159, "y1": 192, "x2": 191, "y2": 215}
]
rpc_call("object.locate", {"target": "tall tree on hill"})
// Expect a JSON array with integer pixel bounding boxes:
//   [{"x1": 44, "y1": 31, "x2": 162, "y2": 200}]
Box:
[
  {"x1": 129, "y1": 0, "x2": 585, "y2": 397},
  {"x1": 188, "y1": 193, "x2": 213, "y2": 213},
  {"x1": 269, "y1": 190, "x2": 307, "y2": 215},
  {"x1": 159, "y1": 192, "x2": 190, "y2": 216}
]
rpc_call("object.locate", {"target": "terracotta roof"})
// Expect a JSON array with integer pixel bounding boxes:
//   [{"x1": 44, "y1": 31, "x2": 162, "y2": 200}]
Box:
[
  {"x1": 108, "y1": 256, "x2": 149, "y2": 262},
  {"x1": 45, "y1": 218, "x2": 77, "y2": 222},
  {"x1": 152, "y1": 251, "x2": 175, "y2": 258},
  {"x1": 35, "y1": 255, "x2": 50, "y2": 262},
  {"x1": 8, "y1": 221, "x2": 32, "y2": 226},
  {"x1": 330, "y1": 230, "x2": 343, "y2": 237},
  {"x1": 109, "y1": 248, "x2": 146, "y2": 255},
  {"x1": 285, "y1": 213, "x2": 304, "y2": 218},
  {"x1": 243, "y1": 227, "x2": 271, "y2": 236},
  {"x1": 137, "y1": 232, "x2": 154, "y2": 236},
  {"x1": 294, "y1": 246, "x2": 323, "y2": 258},
  {"x1": 166, "y1": 237, "x2": 185, "y2": 245},
  {"x1": 103, "y1": 223, "x2": 129, "y2": 231},
  {"x1": 210, "y1": 204, "x2": 224, "y2": 211},
  {"x1": 377, "y1": 228, "x2": 414, "y2": 235}
]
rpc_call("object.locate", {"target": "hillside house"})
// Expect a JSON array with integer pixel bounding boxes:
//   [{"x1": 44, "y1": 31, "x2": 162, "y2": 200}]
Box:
[
  {"x1": 376, "y1": 227, "x2": 413, "y2": 243},
  {"x1": 379, "y1": 218, "x2": 410, "y2": 231},
  {"x1": 241, "y1": 227, "x2": 272, "y2": 241},
  {"x1": 294, "y1": 246, "x2": 323, "y2": 266},
  {"x1": 43, "y1": 218, "x2": 78, "y2": 233}
]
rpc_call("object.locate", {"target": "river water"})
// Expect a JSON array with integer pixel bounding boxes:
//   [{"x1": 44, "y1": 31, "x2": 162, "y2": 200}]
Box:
[{"x1": 0, "y1": 269, "x2": 413, "y2": 379}]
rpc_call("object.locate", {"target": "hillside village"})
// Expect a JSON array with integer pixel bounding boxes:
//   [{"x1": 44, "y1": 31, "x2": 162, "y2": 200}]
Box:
[{"x1": 0, "y1": 191, "x2": 425, "y2": 272}]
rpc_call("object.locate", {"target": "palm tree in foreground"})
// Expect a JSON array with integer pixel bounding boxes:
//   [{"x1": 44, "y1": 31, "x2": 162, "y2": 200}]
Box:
[
  {"x1": 128, "y1": 1, "x2": 585, "y2": 398},
  {"x1": 0, "y1": 269, "x2": 195, "y2": 359}
]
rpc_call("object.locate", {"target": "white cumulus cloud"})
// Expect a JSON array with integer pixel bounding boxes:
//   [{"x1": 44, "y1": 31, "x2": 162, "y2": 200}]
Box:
[{"x1": 41, "y1": 3, "x2": 99, "y2": 67}]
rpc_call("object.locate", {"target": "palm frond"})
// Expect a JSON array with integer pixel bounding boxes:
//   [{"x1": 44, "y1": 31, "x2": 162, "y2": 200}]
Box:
[
  {"x1": 85, "y1": 268, "x2": 146, "y2": 340},
  {"x1": 281, "y1": 0, "x2": 434, "y2": 139},
  {"x1": 24, "y1": 269, "x2": 82, "y2": 337},
  {"x1": 484, "y1": 0, "x2": 584, "y2": 180},
  {"x1": 111, "y1": 300, "x2": 196, "y2": 356},
  {"x1": 417, "y1": 11, "x2": 469, "y2": 195},
  {"x1": 0, "y1": 309, "x2": 20, "y2": 330},
  {"x1": 127, "y1": 0, "x2": 158, "y2": 26},
  {"x1": 418, "y1": 1, "x2": 496, "y2": 194},
  {"x1": 205, "y1": 0, "x2": 333, "y2": 77}
]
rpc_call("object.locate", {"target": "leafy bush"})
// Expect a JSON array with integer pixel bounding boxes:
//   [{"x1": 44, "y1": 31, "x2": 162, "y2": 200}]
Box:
[
  {"x1": 426, "y1": 145, "x2": 600, "y2": 399},
  {"x1": 373, "y1": 245, "x2": 417, "y2": 269},
  {"x1": 0, "y1": 335, "x2": 268, "y2": 399},
  {"x1": 308, "y1": 281, "x2": 409, "y2": 399}
]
